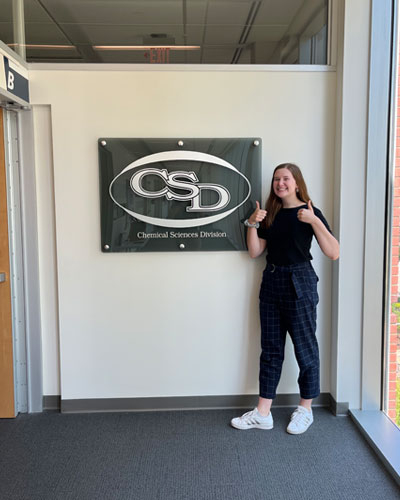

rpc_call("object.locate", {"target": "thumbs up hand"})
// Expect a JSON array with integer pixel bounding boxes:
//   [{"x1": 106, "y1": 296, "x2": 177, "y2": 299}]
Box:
[
  {"x1": 297, "y1": 200, "x2": 317, "y2": 224},
  {"x1": 248, "y1": 201, "x2": 267, "y2": 225}
]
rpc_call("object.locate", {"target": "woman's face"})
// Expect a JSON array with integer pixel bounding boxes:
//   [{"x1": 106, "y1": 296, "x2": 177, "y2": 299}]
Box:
[{"x1": 273, "y1": 168, "x2": 298, "y2": 200}]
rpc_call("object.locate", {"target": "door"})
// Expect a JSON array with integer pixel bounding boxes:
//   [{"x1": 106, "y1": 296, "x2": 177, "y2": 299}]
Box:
[{"x1": 0, "y1": 109, "x2": 15, "y2": 418}]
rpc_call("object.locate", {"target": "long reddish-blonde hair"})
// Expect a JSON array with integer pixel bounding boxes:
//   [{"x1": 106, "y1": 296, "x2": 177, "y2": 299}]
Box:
[{"x1": 264, "y1": 163, "x2": 311, "y2": 228}]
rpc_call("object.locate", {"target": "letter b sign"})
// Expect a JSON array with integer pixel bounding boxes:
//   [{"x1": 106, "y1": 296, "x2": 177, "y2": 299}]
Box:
[{"x1": 7, "y1": 71, "x2": 15, "y2": 90}]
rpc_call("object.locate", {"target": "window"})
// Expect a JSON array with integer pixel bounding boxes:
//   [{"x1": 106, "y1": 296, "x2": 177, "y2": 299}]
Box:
[
  {"x1": 0, "y1": 0, "x2": 329, "y2": 65},
  {"x1": 384, "y1": 4, "x2": 400, "y2": 428}
]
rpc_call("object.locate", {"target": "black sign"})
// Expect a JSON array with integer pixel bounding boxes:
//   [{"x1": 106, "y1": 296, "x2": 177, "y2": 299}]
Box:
[
  {"x1": 2, "y1": 55, "x2": 29, "y2": 103},
  {"x1": 99, "y1": 138, "x2": 261, "y2": 252}
]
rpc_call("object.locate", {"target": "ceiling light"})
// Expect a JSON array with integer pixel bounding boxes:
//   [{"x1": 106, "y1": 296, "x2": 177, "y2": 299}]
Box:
[
  {"x1": 8, "y1": 43, "x2": 76, "y2": 50},
  {"x1": 93, "y1": 45, "x2": 200, "y2": 51}
]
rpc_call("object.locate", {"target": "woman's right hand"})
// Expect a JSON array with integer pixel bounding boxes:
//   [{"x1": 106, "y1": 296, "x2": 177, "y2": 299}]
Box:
[{"x1": 249, "y1": 201, "x2": 267, "y2": 225}]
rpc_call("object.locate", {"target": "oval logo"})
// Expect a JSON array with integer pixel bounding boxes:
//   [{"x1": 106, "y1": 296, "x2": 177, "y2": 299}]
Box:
[{"x1": 109, "y1": 150, "x2": 251, "y2": 228}]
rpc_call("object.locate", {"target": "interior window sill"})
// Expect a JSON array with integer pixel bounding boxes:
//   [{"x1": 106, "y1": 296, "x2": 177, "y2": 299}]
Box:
[{"x1": 349, "y1": 409, "x2": 400, "y2": 486}]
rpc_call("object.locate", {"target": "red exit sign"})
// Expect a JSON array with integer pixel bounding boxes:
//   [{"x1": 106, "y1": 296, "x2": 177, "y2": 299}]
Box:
[{"x1": 146, "y1": 47, "x2": 170, "y2": 64}]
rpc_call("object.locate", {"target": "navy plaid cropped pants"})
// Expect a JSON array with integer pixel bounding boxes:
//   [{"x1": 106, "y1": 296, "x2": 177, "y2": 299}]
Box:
[{"x1": 259, "y1": 261, "x2": 320, "y2": 400}]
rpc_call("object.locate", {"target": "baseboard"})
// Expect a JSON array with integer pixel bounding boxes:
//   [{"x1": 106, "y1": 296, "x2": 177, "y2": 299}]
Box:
[
  {"x1": 329, "y1": 394, "x2": 349, "y2": 416},
  {"x1": 43, "y1": 395, "x2": 61, "y2": 411},
  {"x1": 43, "y1": 392, "x2": 333, "y2": 414}
]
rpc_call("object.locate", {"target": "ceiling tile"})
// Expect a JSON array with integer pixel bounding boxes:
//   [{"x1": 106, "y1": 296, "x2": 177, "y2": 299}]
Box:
[
  {"x1": 246, "y1": 25, "x2": 289, "y2": 43},
  {"x1": 41, "y1": 0, "x2": 184, "y2": 25},
  {"x1": 186, "y1": 1, "x2": 208, "y2": 24},
  {"x1": 0, "y1": 23, "x2": 13, "y2": 43},
  {"x1": 26, "y1": 46, "x2": 81, "y2": 60},
  {"x1": 0, "y1": 0, "x2": 51, "y2": 23},
  {"x1": 205, "y1": 0, "x2": 253, "y2": 25},
  {"x1": 204, "y1": 25, "x2": 243, "y2": 45},
  {"x1": 25, "y1": 22, "x2": 72, "y2": 44},
  {"x1": 0, "y1": 2, "x2": 12, "y2": 23},
  {"x1": 60, "y1": 23, "x2": 190, "y2": 45},
  {"x1": 255, "y1": 0, "x2": 305, "y2": 25},
  {"x1": 184, "y1": 25, "x2": 204, "y2": 45},
  {"x1": 237, "y1": 47, "x2": 251, "y2": 63},
  {"x1": 25, "y1": 0, "x2": 56, "y2": 22},
  {"x1": 201, "y1": 47, "x2": 235, "y2": 64},
  {"x1": 239, "y1": 42, "x2": 278, "y2": 64}
]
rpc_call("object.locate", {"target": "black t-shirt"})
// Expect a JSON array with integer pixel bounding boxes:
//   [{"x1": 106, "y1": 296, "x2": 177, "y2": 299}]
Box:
[{"x1": 257, "y1": 204, "x2": 332, "y2": 265}]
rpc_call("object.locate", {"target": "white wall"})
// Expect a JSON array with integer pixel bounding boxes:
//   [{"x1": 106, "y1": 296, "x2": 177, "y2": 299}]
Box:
[{"x1": 29, "y1": 66, "x2": 337, "y2": 401}]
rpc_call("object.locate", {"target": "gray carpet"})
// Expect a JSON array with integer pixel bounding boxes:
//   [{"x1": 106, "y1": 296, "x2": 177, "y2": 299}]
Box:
[{"x1": 0, "y1": 407, "x2": 399, "y2": 500}]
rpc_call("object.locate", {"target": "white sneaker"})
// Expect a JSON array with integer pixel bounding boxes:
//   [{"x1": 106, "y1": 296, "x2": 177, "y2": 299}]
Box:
[
  {"x1": 231, "y1": 408, "x2": 273, "y2": 430},
  {"x1": 286, "y1": 406, "x2": 313, "y2": 434}
]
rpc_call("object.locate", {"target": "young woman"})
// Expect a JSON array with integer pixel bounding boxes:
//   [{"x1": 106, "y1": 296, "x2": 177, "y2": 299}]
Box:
[{"x1": 231, "y1": 163, "x2": 339, "y2": 434}]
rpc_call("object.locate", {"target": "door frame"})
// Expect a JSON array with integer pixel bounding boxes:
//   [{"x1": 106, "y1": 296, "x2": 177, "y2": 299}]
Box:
[
  {"x1": 18, "y1": 107, "x2": 43, "y2": 413},
  {"x1": 0, "y1": 105, "x2": 43, "y2": 415}
]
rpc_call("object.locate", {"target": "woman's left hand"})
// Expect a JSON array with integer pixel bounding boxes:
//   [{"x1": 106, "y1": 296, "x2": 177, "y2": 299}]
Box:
[{"x1": 297, "y1": 200, "x2": 317, "y2": 224}]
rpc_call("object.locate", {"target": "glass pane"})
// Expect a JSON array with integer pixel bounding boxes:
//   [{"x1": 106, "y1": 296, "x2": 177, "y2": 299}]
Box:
[
  {"x1": 18, "y1": 0, "x2": 328, "y2": 64},
  {"x1": 0, "y1": 0, "x2": 26, "y2": 61},
  {"x1": 385, "y1": 14, "x2": 400, "y2": 428},
  {"x1": 98, "y1": 138, "x2": 261, "y2": 252}
]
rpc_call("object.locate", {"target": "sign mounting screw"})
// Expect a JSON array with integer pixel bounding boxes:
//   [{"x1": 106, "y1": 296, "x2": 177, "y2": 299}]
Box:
[
  {"x1": 178, "y1": 140, "x2": 184, "y2": 147},
  {"x1": 253, "y1": 140, "x2": 259, "y2": 146},
  {"x1": 104, "y1": 244, "x2": 110, "y2": 250},
  {"x1": 179, "y1": 243, "x2": 185, "y2": 249},
  {"x1": 100, "y1": 140, "x2": 107, "y2": 146}
]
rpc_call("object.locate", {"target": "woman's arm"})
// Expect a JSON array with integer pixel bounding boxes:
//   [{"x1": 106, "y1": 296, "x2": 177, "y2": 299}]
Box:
[
  {"x1": 247, "y1": 227, "x2": 267, "y2": 258},
  {"x1": 247, "y1": 201, "x2": 267, "y2": 258},
  {"x1": 297, "y1": 201, "x2": 340, "y2": 260}
]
